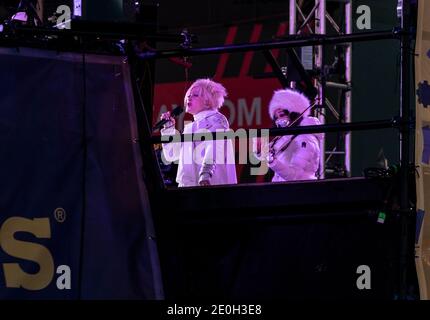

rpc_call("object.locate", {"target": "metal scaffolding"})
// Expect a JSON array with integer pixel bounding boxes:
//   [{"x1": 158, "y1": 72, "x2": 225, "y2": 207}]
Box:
[{"x1": 289, "y1": 0, "x2": 353, "y2": 178}]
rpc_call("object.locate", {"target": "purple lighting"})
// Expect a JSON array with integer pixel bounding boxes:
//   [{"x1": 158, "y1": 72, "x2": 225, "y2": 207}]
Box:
[{"x1": 422, "y1": 125, "x2": 430, "y2": 164}]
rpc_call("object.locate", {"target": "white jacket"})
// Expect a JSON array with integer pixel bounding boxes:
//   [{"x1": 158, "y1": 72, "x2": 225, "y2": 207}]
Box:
[
  {"x1": 161, "y1": 109, "x2": 237, "y2": 187},
  {"x1": 255, "y1": 117, "x2": 322, "y2": 182}
]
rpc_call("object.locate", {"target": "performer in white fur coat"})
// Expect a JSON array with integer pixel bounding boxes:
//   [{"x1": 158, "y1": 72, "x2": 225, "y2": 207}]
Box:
[{"x1": 254, "y1": 89, "x2": 323, "y2": 182}]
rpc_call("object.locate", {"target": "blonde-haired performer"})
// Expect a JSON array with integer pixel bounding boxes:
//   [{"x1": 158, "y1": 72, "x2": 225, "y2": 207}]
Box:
[
  {"x1": 160, "y1": 79, "x2": 237, "y2": 187},
  {"x1": 254, "y1": 88, "x2": 323, "y2": 181}
]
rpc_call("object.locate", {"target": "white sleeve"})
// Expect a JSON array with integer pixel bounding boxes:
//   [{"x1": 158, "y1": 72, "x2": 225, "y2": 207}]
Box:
[
  {"x1": 160, "y1": 124, "x2": 181, "y2": 163},
  {"x1": 269, "y1": 135, "x2": 318, "y2": 180},
  {"x1": 197, "y1": 114, "x2": 229, "y2": 183}
]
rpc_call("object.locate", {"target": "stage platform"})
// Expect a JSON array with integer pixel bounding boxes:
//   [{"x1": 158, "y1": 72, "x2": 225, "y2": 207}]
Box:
[{"x1": 153, "y1": 177, "x2": 418, "y2": 300}]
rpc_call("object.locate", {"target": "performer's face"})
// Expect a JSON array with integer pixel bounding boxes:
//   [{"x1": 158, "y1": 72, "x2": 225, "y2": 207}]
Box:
[
  {"x1": 273, "y1": 108, "x2": 291, "y2": 128},
  {"x1": 274, "y1": 108, "x2": 289, "y2": 120},
  {"x1": 274, "y1": 108, "x2": 302, "y2": 127},
  {"x1": 185, "y1": 87, "x2": 207, "y2": 115}
]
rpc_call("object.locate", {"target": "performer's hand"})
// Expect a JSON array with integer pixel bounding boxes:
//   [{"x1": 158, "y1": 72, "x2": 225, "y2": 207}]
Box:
[
  {"x1": 160, "y1": 112, "x2": 175, "y2": 127},
  {"x1": 199, "y1": 180, "x2": 211, "y2": 186}
]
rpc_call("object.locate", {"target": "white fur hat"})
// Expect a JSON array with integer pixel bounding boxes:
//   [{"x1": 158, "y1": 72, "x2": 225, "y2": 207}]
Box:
[{"x1": 268, "y1": 89, "x2": 311, "y2": 120}]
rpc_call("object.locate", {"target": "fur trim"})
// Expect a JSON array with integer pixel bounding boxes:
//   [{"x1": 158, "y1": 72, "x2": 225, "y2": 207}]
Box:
[{"x1": 268, "y1": 89, "x2": 311, "y2": 119}]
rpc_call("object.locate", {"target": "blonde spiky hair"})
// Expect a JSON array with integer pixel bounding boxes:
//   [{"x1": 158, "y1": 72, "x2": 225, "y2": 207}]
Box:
[
  {"x1": 268, "y1": 89, "x2": 311, "y2": 119},
  {"x1": 184, "y1": 78, "x2": 228, "y2": 110}
]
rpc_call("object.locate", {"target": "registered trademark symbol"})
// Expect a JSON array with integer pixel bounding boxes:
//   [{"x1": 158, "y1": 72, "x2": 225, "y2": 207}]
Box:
[{"x1": 54, "y1": 208, "x2": 66, "y2": 223}]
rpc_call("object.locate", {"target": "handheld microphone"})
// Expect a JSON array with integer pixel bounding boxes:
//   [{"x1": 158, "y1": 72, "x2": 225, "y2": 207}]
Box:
[{"x1": 153, "y1": 106, "x2": 184, "y2": 131}]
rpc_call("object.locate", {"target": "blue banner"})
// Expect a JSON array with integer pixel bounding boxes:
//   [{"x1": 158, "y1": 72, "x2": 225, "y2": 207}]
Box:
[{"x1": 0, "y1": 48, "x2": 163, "y2": 299}]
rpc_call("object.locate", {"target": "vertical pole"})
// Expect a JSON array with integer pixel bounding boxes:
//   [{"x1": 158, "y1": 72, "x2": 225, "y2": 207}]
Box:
[
  {"x1": 315, "y1": 0, "x2": 326, "y2": 179},
  {"x1": 345, "y1": 0, "x2": 352, "y2": 176},
  {"x1": 399, "y1": 0, "x2": 411, "y2": 300},
  {"x1": 289, "y1": 0, "x2": 296, "y2": 35}
]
